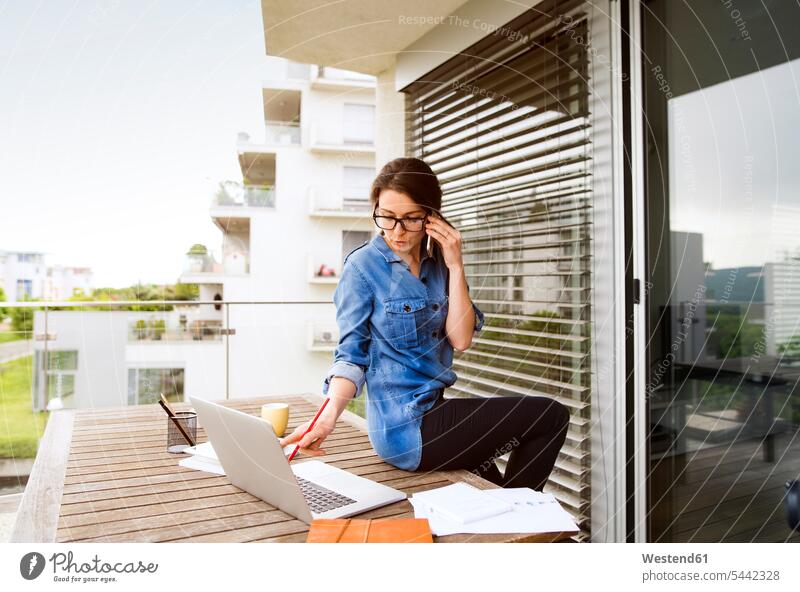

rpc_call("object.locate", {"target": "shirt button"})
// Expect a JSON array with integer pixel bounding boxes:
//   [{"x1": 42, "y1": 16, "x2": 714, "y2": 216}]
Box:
[
  {"x1": 432, "y1": 303, "x2": 439, "y2": 311},
  {"x1": 432, "y1": 330, "x2": 438, "y2": 338},
  {"x1": 421, "y1": 277, "x2": 427, "y2": 284},
  {"x1": 403, "y1": 303, "x2": 411, "y2": 312}
]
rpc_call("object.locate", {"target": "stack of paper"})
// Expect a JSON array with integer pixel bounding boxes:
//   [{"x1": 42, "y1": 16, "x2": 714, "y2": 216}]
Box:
[
  {"x1": 411, "y1": 482, "x2": 513, "y2": 523},
  {"x1": 177, "y1": 441, "x2": 296, "y2": 476},
  {"x1": 410, "y1": 483, "x2": 579, "y2": 536},
  {"x1": 179, "y1": 442, "x2": 225, "y2": 475}
]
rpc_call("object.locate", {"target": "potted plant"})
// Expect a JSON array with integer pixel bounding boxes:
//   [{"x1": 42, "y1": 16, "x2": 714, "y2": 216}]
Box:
[
  {"x1": 150, "y1": 319, "x2": 166, "y2": 341},
  {"x1": 133, "y1": 319, "x2": 148, "y2": 340},
  {"x1": 184, "y1": 244, "x2": 210, "y2": 273},
  {"x1": 214, "y1": 180, "x2": 241, "y2": 206}
]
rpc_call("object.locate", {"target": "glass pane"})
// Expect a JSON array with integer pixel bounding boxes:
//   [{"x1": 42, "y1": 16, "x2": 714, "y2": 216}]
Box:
[
  {"x1": 47, "y1": 374, "x2": 75, "y2": 400},
  {"x1": 46, "y1": 350, "x2": 78, "y2": 371},
  {"x1": 127, "y1": 368, "x2": 136, "y2": 406},
  {"x1": 135, "y1": 368, "x2": 184, "y2": 405},
  {"x1": 643, "y1": 1, "x2": 800, "y2": 542}
]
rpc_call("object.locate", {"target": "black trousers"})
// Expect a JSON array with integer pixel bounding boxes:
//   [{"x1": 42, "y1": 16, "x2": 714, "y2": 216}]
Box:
[{"x1": 416, "y1": 394, "x2": 570, "y2": 491}]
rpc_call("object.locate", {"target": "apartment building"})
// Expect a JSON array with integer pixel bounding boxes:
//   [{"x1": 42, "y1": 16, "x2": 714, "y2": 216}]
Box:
[{"x1": 178, "y1": 57, "x2": 377, "y2": 398}]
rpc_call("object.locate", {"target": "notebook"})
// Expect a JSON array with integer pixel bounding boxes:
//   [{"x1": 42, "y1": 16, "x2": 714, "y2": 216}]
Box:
[{"x1": 306, "y1": 518, "x2": 433, "y2": 543}]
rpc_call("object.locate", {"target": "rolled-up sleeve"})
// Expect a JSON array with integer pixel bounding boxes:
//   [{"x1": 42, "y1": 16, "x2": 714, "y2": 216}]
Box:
[{"x1": 322, "y1": 260, "x2": 373, "y2": 399}]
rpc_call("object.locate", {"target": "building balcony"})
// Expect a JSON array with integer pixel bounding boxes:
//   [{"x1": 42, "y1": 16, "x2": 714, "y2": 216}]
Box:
[
  {"x1": 235, "y1": 146, "x2": 277, "y2": 191},
  {"x1": 286, "y1": 60, "x2": 311, "y2": 81},
  {"x1": 211, "y1": 185, "x2": 276, "y2": 211},
  {"x1": 310, "y1": 65, "x2": 376, "y2": 91},
  {"x1": 306, "y1": 320, "x2": 339, "y2": 352},
  {"x1": 264, "y1": 121, "x2": 300, "y2": 146},
  {"x1": 308, "y1": 187, "x2": 371, "y2": 219},
  {"x1": 180, "y1": 246, "x2": 249, "y2": 284},
  {"x1": 261, "y1": 87, "x2": 301, "y2": 146},
  {"x1": 309, "y1": 122, "x2": 375, "y2": 155},
  {"x1": 307, "y1": 253, "x2": 340, "y2": 284}
]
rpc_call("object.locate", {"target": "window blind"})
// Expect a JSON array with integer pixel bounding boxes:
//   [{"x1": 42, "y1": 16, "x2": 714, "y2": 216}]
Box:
[{"x1": 403, "y1": 0, "x2": 592, "y2": 540}]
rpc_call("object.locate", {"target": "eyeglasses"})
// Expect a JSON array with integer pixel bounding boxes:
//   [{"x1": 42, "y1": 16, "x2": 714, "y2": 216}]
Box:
[{"x1": 372, "y1": 212, "x2": 427, "y2": 232}]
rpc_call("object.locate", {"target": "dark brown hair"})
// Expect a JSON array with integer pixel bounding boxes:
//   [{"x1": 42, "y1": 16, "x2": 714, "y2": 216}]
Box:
[{"x1": 370, "y1": 157, "x2": 455, "y2": 261}]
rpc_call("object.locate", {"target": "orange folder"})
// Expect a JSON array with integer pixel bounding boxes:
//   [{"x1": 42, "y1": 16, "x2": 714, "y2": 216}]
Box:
[{"x1": 306, "y1": 518, "x2": 433, "y2": 543}]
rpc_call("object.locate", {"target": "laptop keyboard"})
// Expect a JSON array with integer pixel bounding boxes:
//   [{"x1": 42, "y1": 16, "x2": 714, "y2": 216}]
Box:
[{"x1": 296, "y1": 476, "x2": 357, "y2": 514}]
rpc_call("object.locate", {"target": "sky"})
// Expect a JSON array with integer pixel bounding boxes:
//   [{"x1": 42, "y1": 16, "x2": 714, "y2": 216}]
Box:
[
  {"x1": 668, "y1": 57, "x2": 800, "y2": 270},
  {"x1": 0, "y1": 0, "x2": 267, "y2": 288}
]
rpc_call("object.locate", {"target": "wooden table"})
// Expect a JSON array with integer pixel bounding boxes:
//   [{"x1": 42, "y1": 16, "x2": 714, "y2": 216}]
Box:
[{"x1": 11, "y1": 395, "x2": 575, "y2": 543}]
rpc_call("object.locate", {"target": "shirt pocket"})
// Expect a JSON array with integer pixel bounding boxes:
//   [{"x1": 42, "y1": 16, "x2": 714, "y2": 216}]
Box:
[{"x1": 383, "y1": 296, "x2": 426, "y2": 349}]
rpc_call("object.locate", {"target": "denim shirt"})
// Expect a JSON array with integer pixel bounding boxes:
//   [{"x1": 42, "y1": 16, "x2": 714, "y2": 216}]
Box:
[{"x1": 322, "y1": 233, "x2": 485, "y2": 471}]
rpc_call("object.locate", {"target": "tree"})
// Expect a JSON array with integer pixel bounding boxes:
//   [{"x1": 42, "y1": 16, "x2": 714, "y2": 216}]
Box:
[
  {"x1": 778, "y1": 335, "x2": 800, "y2": 359},
  {"x1": 214, "y1": 180, "x2": 242, "y2": 206},
  {"x1": 9, "y1": 298, "x2": 36, "y2": 337},
  {"x1": 0, "y1": 286, "x2": 7, "y2": 320}
]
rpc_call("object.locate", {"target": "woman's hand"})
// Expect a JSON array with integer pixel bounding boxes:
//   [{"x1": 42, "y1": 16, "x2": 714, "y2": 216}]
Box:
[
  {"x1": 279, "y1": 417, "x2": 335, "y2": 457},
  {"x1": 425, "y1": 211, "x2": 463, "y2": 270}
]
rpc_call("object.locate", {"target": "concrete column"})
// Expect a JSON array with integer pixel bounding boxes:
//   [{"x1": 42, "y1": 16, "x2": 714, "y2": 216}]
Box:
[{"x1": 375, "y1": 61, "x2": 406, "y2": 169}]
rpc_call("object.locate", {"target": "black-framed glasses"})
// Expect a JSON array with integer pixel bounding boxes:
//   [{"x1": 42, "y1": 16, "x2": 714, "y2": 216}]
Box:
[{"x1": 372, "y1": 212, "x2": 427, "y2": 232}]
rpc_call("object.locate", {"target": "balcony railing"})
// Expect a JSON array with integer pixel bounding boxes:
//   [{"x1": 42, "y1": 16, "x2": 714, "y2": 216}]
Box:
[
  {"x1": 264, "y1": 121, "x2": 300, "y2": 146},
  {"x1": 309, "y1": 122, "x2": 375, "y2": 154},
  {"x1": 0, "y1": 300, "x2": 348, "y2": 415},
  {"x1": 182, "y1": 254, "x2": 221, "y2": 274},
  {"x1": 128, "y1": 317, "x2": 224, "y2": 342},
  {"x1": 286, "y1": 60, "x2": 311, "y2": 80},
  {"x1": 307, "y1": 187, "x2": 371, "y2": 218},
  {"x1": 212, "y1": 185, "x2": 275, "y2": 208}
]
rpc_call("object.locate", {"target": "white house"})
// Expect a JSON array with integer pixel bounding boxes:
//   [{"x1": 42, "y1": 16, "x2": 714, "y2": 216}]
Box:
[
  {"x1": 0, "y1": 250, "x2": 92, "y2": 303},
  {"x1": 0, "y1": 251, "x2": 47, "y2": 302},
  {"x1": 31, "y1": 308, "x2": 225, "y2": 411}
]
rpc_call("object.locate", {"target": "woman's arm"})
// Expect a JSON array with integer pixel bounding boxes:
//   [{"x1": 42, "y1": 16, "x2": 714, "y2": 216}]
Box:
[
  {"x1": 279, "y1": 377, "x2": 354, "y2": 455},
  {"x1": 444, "y1": 263, "x2": 478, "y2": 352},
  {"x1": 425, "y1": 213, "x2": 482, "y2": 351}
]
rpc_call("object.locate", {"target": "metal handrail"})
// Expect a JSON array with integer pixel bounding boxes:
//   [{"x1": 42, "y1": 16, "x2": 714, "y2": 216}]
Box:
[
  {"x1": 2, "y1": 300, "x2": 333, "y2": 308},
  {"x1": 2, "y1": 299, "x2": 338, "y2": 401}
]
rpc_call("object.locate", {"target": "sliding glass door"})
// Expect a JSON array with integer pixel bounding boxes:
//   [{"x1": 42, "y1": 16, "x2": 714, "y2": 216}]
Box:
[{"x1": 641, "y1": 0, "x2": 800, "y2": 542}]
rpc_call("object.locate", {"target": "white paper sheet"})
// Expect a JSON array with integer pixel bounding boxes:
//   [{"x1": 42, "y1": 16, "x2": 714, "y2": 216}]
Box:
[
  {"x1": 179, "y1": 455, "x2": 226, "y2": 475},
  {"x1": 410, "y1": 486, "x2": 580, "y2": 536},
  {"x1": 178, "y1": 442, "x2": 296, "y2": 476},
  {"x1": 182, "y1": 441, "x2": 219, "y2": 463},
  {"x1": 410, "y1": 482, "x2": 513, "y2": 524}
]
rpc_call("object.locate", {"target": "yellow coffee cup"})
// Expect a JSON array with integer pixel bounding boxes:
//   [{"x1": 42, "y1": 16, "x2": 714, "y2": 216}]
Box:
[{"x1": 261, "y1": 403, "x2": 289, "y2": 437}]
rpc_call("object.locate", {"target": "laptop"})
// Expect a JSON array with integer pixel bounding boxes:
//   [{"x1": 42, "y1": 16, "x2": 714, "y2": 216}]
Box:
[{"x1": 189, "y1": 397, "x2": 407, "y2": 524}]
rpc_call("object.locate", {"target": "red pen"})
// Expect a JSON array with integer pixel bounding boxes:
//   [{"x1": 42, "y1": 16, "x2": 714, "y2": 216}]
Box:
[{"x1": 287, "y1": 397, "x2": 329, "y2": 461}]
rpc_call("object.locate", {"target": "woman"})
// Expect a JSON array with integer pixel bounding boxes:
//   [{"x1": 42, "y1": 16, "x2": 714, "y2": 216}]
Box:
[{"x1": 280, "y1": 157, "x2": 570, "y2": 491}]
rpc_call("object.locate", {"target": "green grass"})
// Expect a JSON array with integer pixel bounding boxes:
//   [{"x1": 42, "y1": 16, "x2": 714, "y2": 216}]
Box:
[
  {"x1": 0, "y1": 331, "x2": 27, "y2": 344},
  {"x1": 0, "y1": 355, "x2": 48, "y2": 458}
]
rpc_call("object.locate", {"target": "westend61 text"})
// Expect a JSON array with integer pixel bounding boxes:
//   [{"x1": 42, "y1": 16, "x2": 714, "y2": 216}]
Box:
[{"x1": 642, "y1": 553, "x2": 708, "y2": 564}]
